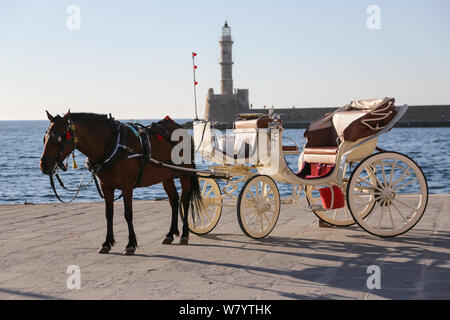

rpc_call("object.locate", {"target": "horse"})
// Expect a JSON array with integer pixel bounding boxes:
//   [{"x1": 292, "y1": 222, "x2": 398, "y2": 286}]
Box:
[{"x1": 40, "y1": 110, "x2": 203, "y2": 255}]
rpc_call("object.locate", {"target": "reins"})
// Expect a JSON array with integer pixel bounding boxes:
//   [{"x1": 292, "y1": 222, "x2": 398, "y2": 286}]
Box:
[{"x1": 49, "y1": 164, "x2": 91, "y2": 203}]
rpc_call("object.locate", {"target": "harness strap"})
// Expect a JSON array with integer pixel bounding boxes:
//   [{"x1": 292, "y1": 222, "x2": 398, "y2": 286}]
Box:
[{"x1": 133, "y1": 128, "x2": 152, "y2": 188}]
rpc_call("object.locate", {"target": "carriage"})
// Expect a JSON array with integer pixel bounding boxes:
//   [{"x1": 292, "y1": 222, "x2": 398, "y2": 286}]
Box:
[
  {"x1": 41, "y1": 97, "x2": 429, "y2": 254},
  {"x1": 188, "y1": 97, "x2": 428, "y2": 238}
]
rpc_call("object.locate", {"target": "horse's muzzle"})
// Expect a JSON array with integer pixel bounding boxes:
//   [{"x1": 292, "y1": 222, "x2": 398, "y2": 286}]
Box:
[{"x1": 40, "y1": 156, "x2": 55, "y2": 175}]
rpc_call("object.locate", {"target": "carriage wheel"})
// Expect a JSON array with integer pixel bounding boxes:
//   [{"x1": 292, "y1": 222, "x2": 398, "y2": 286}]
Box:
[
  {"x1": 237, "y1": 175, "x2": 280, "y2": 239},
  {"x1": 347, "y1": 152, "x2": 428, "y2": 237},
  {"x1": 305, "y1": 161, "x2": 376, "y2": 227},
  {"x1": 186, "y1": 178, "x2": 222, "y2": 235}
]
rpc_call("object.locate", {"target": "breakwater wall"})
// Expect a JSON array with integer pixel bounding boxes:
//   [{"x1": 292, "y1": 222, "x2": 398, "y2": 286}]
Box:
[{"x1": 185, "y1": 105, "x2": 450, "y2": 129}]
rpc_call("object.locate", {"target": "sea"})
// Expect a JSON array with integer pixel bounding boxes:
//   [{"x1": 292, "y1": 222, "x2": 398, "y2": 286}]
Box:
[{"x1": 0, "y1": 120, "x2": 448, "y2": 204}]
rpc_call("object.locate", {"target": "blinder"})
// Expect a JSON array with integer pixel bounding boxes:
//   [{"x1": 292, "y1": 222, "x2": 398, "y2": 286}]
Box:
[{"x1": 42, "y1": 119, "x2": 78, "y2": 172}]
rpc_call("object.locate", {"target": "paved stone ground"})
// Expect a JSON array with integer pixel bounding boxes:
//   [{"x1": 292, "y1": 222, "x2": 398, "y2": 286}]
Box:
[{"x1": 0, "y1": 194, "x2": 448, "y2": 300}]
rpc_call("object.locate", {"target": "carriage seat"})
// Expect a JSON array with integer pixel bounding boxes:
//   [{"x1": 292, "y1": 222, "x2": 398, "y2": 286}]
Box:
[
  {"x1": 234, "y1": 117, "x2": 272, "y2": 129},
  {"x1": 303, "y1": 147, "x2": 338, "y2": 164},
  {"x1": 302, "y1": 111, "x2": 369, "y2": 164},
  {"x1": 332, "y1": 110, "x2": 369, "y2": 141}
]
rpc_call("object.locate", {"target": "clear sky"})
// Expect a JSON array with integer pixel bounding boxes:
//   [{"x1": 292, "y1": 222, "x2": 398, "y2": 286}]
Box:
[{"x1": 1, "y1": 0, "x2": 449, "y2": 120}]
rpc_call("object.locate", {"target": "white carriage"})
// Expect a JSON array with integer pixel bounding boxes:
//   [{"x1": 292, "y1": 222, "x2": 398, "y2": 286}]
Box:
[{"x1": 190, "y1": 97, "x2": 428, "y2": 238}]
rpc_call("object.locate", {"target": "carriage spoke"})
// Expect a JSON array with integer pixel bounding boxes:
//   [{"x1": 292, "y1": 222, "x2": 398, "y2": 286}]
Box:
[
  {"x1": 261, "y1": 182, "x2": 267, "y2": 200},
  {"x1": 393, "y1": 198, "x2": 419, "y2": 212},
  {"x1": 354, "y1": 185, "x2": 378, "y2": 193},
  {"x1": 394, "y1": 177, "x2": 419, "y2": 192},
  {"x1": 380, "y1": 160, "x2": 388, "y2": 187},
  {"x1": 248, "y1": 189, "x2": 257, "y2": 202},
  {"x1": 377, "y1": 205, "x2": 385, "y2": 229},
  {"x1": 263, "y1": 190, "x2": 274, "y2": 201},
  {"x1": 262, "y1": 212, "x2": 271, "y2": 225},
  {"x1": 204, "y1": 187, "x2": 214, "y2": 198},
  {"x1": 388, "y1": 159, "x2": 397, "y2": 187},
  {"x1": 391, "y1": 165, "x2": 413, "y2": 189},
  {"x1": 391, "y1": 201, "x2": 409, "y2": 224},
  {"x1": 201, "y1": 182, "x2": 208, "y2": 196},
  {"x1": 387, "y1": 205, "x2": 395, "y2": 229},
  {"x1": 332, "y1": 209, "x2": 338, "y2": 220},
  {"x1": 371, "y1": 170, "x2": 385, "y2": 192},
  {"x1": 255, "y1": 182, "x2": 260, "y2": 200},
  {"x1": 353, "y1": 191, "x2": 377, "y2": 198},
  {"x1": 242, "y1": 198, "x2": 256, "y2": 208},
  {"x1": 356, "y1": 177, "x2": 383, "y2": 192},
  {"x1": 247, "y1": 211, "x2": 257, "y2": 225},
  {"x1": 196, "y1": 207, "x2": 205, "y2": 227},
  {"x1": 364, "y1": 202, "x2": 378, "y2": 223},
  {"x1": 203, "y1": 210, "x2": 212, "y2": 224}
]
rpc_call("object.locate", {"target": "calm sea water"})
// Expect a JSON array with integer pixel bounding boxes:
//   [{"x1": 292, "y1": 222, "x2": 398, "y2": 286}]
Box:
[{"x1": 0, "y1": 120, "x2": 448, "y2": 204}]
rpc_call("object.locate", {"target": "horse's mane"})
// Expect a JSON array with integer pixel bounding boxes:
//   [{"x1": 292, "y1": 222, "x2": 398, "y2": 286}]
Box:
[{"x1": 70, "y1": 112, "x2": 110, "y2": 123}]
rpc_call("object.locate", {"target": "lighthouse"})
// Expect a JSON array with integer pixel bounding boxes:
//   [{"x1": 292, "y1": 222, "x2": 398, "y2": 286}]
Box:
[
  {"x1": 204, "y1": 21, "x2": 250, "y2": 123},
  {"x1": 220, "y1": 21, "x2": 233, "y2": 95}
]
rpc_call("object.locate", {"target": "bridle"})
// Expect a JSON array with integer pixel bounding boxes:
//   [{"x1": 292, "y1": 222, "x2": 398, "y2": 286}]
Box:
[{"x1": 41, "y1": 118, "x2": 78, "y2": 172}]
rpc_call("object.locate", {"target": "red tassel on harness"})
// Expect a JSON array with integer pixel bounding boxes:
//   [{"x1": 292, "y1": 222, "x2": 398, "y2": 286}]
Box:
[
  {"x1": 164, "y1": 115, "x2": 172, "y2": 121},
  {"x1": 66, "y1": 131, "x2": 71, "y2": 140},
  {"x1": 156, "y1": 134, "x2": 163, "y2": 141}
]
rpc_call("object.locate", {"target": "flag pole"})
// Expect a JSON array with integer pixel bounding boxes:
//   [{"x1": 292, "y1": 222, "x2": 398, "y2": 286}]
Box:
[{"x1": 192, "y1": 51, "x2": 199, "y2": 120}]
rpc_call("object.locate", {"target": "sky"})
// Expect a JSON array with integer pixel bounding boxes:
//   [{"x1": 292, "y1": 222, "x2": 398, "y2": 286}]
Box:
[{"x1": 0, "y1": 0, "x2": 449, "y2": 120}]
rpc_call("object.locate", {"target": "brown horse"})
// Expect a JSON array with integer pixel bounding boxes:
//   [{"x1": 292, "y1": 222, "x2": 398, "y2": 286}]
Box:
[{"x1": 40, "y1": 110, "x2": 203, "y2": 255}]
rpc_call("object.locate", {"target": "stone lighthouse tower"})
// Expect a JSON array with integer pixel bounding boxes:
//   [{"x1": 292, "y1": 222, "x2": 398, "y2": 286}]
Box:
[
  {"x1": 220, "y1": 21, "x2": 233, "y2": 95},
  {"x1": 204, "y1": 21, "x2": 250, "y2": 123}
]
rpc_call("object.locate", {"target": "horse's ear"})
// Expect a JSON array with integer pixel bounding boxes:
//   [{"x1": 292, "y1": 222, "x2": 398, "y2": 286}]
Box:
[
  {"x1": 62, "y1": 109, "x2": 71, "y2": 122},
  {"x1": 46, "y1": 110, "x2": 54, "y2": 122}
]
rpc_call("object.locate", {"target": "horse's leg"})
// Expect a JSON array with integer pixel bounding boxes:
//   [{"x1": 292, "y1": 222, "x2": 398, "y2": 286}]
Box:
[
  {"x1": 122, "y1": 186, "x2": 138, "y2": 255},
  {"x1": 98, "y1": 184, "x2": 115, "y2": 254},
  {"x1": 162, "y1": 178, "x2": 180, "y2": 245},
  {"x1": 179, "y1": 175, "x2": 191, "y2": 245}
]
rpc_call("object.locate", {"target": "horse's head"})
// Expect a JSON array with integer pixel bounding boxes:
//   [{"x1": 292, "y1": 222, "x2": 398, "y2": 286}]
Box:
[{"x1": 40, "y1": 110, "x2": 77, "y2": 175}]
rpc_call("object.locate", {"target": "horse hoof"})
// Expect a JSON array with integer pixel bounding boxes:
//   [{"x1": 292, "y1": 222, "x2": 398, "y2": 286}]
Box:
[
  {"x1": 179, "y1": 237, "x2": 189, "y2": 245},
  {"x1": 162, "y1": 236, "x2": 174, "y2": 245},
  {"x1": 124, "y1": 247, "x2": 136, "y2": 255},
  {"x1": 98, "y1": 246, "x2": 111, "y2": 254}
]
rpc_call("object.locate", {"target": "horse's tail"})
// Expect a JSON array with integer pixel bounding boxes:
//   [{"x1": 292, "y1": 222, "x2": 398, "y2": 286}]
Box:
[
  {"x1": 188, "y1": 132, "x2": 204, "y2": 223},
  {"x1": 189, "y1": 173, "x2": 204, "y2": 223}
]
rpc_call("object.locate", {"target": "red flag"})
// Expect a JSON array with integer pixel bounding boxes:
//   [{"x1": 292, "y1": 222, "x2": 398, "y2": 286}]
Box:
[
  {"x1": 192, "y1": 52, "x2": 197, "y2": 57},
  {"x1": 194, "y1": 65, "x2": 197, "y2": 69},
  {"x1": 194, "y1": 81, "x2": 198, "y2": 85}
]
